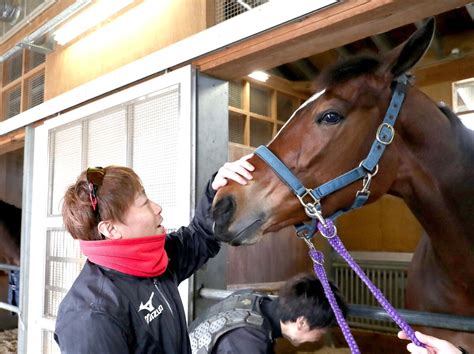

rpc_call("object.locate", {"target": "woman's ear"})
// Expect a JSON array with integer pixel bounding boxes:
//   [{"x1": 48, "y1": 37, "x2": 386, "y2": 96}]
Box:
[{"x1": 98, "y1": 221, "x2": 122, "y2": 240}]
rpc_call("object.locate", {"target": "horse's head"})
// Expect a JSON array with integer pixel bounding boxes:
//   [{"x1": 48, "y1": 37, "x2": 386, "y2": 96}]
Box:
[{"x1": 213, "y1": 19, "x2": 435, "y2": 245}]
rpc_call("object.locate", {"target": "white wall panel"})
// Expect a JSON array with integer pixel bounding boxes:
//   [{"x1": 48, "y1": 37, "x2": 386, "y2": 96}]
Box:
[{"x1": 27, "y1": 66, "x2": 195, "y2": 353}]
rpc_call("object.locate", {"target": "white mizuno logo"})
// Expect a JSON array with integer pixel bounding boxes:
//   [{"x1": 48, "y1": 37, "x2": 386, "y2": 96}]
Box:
[
  {"x1": 138, "y1": 292, "x2": 164, "y2": 325},
  {"x1": 139, "y1": 292, "x2": 155, "y2": 313}
]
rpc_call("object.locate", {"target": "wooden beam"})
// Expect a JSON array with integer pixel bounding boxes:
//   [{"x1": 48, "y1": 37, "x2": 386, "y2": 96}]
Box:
[
  {"x1": 307, "y1": 50, "x2": 340, "y2": 70},
  {"x1": 194, "y1": 0, "x2": 471, "y2": 80},
  {"x1": 290, "y1": 81, "x2": 313, "y2": 95},
  {"x1": 0, "y1": 128, "x2": 25, "y2": 155},
  {"x1": 370, "y1": 33, "x2": 392, "y2": 53},
  {"x1": 414, "y1": 53, "x2": 474, "y2": 87},
  {"x1": 247, "y1": 74, "x2": 309, "y2": 99}
]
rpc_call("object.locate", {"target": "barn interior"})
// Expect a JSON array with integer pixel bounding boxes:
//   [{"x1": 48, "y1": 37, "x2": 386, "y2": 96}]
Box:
[{"x1": 0, "y1": 1, "x2": 472, "y2": 353}]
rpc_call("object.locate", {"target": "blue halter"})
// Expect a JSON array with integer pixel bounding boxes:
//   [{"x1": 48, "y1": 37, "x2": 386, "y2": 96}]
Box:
[{"x1": 254, "y1": 74, "x2": 410, "y2": 237}]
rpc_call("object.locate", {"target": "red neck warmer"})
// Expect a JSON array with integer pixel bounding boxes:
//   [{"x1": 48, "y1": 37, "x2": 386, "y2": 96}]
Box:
[{"x1": 80, "y1": 234, "x2": 168, "y2": 277}]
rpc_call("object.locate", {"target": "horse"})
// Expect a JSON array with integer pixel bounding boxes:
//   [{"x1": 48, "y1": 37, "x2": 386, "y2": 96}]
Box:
[
  {"x1": 212, "y1": 18, "x2": 474, "y2": 350},
  {"x1": 0, "y1": 200, "x2": 21, "y2": 267}
]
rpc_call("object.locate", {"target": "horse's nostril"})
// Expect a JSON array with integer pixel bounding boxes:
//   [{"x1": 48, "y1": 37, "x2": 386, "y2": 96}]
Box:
[{"x1": 212, "y1": 195, "x2": 236, "y2": 230}]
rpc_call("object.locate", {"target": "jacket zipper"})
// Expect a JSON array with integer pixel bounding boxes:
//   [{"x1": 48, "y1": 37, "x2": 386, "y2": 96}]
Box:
[
  {"x1": 153, "y1": 279, "x2": 174, "y2": 319},
  {"x1": 153, "y1": 279, "x2": 181, "y2": 351}
]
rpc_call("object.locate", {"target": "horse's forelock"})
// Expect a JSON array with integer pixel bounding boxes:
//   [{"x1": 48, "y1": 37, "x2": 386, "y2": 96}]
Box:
[{"x1": 320, "y1": 55, "x2": 382, "y2": 88}]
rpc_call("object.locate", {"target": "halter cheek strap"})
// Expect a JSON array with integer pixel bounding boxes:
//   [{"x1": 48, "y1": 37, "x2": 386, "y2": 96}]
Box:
[{"x1": 254, "y1": 74, "x2": 410, "y2": 224}]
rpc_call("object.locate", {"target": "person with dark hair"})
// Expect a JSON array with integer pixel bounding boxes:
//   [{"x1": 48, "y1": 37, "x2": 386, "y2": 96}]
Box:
[
  {"x1": 54, "y1": 156, "x2": 255, "y2": 354},
  {"x1": 189, "y1": 274, "x2": 347, "y2": 354}
]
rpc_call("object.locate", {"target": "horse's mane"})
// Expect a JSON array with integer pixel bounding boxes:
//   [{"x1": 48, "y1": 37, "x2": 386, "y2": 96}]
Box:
[
  {"x1": 438, "y1": 104, "x2": 474, "y2": 164},
  {"x1": 0, "y1": 200, "x2": 22, "y2": 244},
  {"x1": 320, "y1": 54, "x2": 382, "y2": 87}
]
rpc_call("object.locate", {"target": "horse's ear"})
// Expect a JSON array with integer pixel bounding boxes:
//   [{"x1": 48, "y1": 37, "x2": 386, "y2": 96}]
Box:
[{"x1": 382, "y1": 18, "x2": 435, "y2": 77}]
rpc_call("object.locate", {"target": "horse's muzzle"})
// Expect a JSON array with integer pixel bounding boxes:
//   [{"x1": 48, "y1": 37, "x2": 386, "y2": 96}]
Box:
[{"x1": 212, "y1": 195, "x2": 236, "y2": 242}]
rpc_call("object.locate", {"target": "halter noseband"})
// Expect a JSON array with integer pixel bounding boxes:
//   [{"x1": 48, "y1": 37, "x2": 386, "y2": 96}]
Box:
[{"x1": 254, "y1": 74, "x2": 410, "y2": 231}]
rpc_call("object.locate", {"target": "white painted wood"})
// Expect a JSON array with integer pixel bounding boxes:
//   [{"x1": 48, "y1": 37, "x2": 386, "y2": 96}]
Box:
[{"x1": 26, "y1": 65, "x2": 195, "y2": 353}]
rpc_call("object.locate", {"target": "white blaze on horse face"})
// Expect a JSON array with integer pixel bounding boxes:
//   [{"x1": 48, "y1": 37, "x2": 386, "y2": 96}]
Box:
[{"x1": 271, "y1": 89, "x2": 326, "y2": 141}]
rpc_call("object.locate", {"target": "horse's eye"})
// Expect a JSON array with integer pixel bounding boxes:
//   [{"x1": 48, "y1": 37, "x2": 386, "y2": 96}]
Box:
[{"x1": 317, "y1": 111, "x2": 344, "y2": 125}]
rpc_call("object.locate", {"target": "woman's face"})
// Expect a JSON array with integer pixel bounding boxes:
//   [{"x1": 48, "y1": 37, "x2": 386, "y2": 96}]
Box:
[{"x1": 114, "y1": 192, "x2": 165, "y2": 238}]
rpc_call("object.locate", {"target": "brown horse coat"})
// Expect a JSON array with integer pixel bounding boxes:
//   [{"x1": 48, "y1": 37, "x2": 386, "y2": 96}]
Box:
[{"x1": 212, "y1": 19, "x2": 474, "y2": 350}]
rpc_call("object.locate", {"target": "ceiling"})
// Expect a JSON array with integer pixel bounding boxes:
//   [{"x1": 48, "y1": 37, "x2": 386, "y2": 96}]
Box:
[{"x1": 267, "y1": 5, "x2": 474, "y2": 88}]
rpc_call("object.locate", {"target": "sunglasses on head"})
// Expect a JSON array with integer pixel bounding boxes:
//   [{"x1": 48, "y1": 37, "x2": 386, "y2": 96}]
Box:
[{"x1": 86, "y1": 167, "x2": 105, "y2": 219}]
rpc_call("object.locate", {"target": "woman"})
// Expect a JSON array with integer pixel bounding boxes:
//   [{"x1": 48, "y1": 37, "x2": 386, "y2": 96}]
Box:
[{"x1": 54, "y1": 156, "x2": 254, "y2": 353}]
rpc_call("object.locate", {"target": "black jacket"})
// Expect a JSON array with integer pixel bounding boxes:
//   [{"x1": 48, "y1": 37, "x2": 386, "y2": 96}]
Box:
[
  {"x1": 54, "y1": 181, "x2": 220, "y2": 354},
  {"x1": 213, "y1": 297, "x2": 282, "y2": 354}
]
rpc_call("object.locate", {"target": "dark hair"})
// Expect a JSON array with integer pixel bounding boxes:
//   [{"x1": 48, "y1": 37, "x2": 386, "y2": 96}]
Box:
[
  {"x1": 276, "y1": 274, "x2": 347, "y2": 329},
  {"x1": 62, "y1": 166, "x2": 144, "y2": 240}
]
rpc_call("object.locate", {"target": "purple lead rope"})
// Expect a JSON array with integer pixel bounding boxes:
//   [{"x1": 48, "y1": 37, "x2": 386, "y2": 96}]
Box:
[
  {"x1": 304, "y1": 218, "x2": 424, "y2": 352},
  {"x1": 310, "y1": 248, "x2": 361, "y2": 353}
]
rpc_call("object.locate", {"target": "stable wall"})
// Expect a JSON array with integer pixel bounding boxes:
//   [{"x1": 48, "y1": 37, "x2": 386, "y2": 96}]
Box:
[{"x1": 45, "y1": 0, "x2": 209, "y2": 99}]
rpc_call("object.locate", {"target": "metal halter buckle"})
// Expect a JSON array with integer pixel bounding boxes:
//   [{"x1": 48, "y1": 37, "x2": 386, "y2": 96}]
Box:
[
  {"x1": 376, "y1": 123, "x2": 395, "y2": 145},
  {"x1": 296, "y1": 188, "x2": 320, "y2": 208}
]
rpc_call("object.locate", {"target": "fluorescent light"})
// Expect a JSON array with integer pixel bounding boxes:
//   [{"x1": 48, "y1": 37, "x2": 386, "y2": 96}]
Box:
[
  {"x1": 248, "y1": 70, "x2": 270, "y2": 82},
  {"x1": 53, "y1": 0, "x2": 133, "y2": 45}
]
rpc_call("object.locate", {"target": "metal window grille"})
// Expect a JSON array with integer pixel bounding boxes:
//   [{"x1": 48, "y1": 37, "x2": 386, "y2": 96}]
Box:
[
  {"x1": 42, "y1": 329, "x2": 60, "y2": 354},
  {"x1": 26, "y1": 71, "x2": 45, "y2": 109},
  {"x1": 44, "y1": 229, "x2": 85, "y2": 318},
  {"x1": 333, "y1": 258, "x2": 409, "y2": 332},
  {"x1": 229, "y1": 81, "x2": 242, "y2": 108},
  {"x1": 25, "y1": 51, "x2": 46, "y2": 73},
  {"x1": 3, "y1": 85, "x2": 21, "y2": 119},
  {"x1": 49, "y1": 124, "x2": 83, "y2": 216},
  {"x1": 3, "y1": 51, "x2": 23, "y2": 85},
  {"x1": 229, "y1": 111, "x2": 245, "y2": 144},
  {"x1": 250, "y1": 118, "x2": 272, "y2": 147},
  {"x1": 44, "y1": 84, "x2": 185, "y2": 336},
  {"x1": 215, "y1": 0, "x2": 269, "y2": 24},
  {"x1": 249, "y1": 84, "x2": 270, "y2": 116},
  {"x1": 277, "y1": 93, "x2": 298, "y2": 122}
]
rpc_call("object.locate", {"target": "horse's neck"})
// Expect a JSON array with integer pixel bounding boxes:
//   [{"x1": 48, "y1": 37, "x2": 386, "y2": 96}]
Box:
[{"x1": 392, "y1": 96, "x2": 474, "y2": 277}]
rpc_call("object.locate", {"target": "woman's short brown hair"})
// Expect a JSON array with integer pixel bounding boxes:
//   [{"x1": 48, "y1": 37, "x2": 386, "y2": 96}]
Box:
[{"x1": 62, "y1": 166, "x2": 144, "y2": 240}]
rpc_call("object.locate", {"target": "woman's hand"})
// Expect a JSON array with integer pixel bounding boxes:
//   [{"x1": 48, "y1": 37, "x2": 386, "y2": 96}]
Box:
[
  {"x1": 398, "y1": 331, "x2": 463, "y2": 354},
  {"x1": 212, "y1": 154, "x2": 255, "y2": 191}
]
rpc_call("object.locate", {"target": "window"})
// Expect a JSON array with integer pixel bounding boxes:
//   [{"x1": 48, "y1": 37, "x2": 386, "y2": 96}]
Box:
[
  {"x1": 215, "y1": 0, "x2": 269, "y2": 24},
  {"x1": 453, "y1": 78, "x2": 474, "y2": 130},
  {"x1": 228, "y1": 78, "x2": 306, "y2": 148},
  {"x1": 1, "y1": 49, "x2": 45, "y2": 121},
  {"x1": 0, "y1": 0, "x2": 53, "y2": 40}
]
